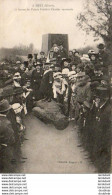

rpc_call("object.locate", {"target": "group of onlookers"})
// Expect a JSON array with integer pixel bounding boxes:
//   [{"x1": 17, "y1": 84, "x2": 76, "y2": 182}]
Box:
[{"x1": 0, "y1": 42, "x2": 111, "y2": 172}]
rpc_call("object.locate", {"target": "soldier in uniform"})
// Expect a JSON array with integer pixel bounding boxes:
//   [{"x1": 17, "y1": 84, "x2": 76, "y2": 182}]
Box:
[{"x1": 28, "y1": 54, "x2": 33, "y2": 68}]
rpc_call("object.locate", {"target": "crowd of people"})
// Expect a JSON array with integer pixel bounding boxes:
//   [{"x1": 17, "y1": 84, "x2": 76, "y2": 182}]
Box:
[{"x1": 0, "y1": 42, "x2": 111, "y2": 172}]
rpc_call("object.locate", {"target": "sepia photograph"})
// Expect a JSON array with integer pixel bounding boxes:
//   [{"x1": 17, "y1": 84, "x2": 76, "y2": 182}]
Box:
[{"x1": 0, "y1": 0, "x2": 111, "y2": 174}]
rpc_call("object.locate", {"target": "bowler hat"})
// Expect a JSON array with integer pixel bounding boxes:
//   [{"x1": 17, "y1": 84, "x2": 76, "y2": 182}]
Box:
[
  {"x1": 0, "y1": 99, "x2": 11, "y2": 113},
  {"x1": 28, "y1": 54, "x2": 33, "y2": 59}
]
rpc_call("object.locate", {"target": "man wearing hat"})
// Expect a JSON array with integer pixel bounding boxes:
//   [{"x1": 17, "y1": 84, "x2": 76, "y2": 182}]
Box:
[
  {"x1": 39, "y1": 63, "x2": 53, "y2": 101},
  {"x1": 31, "y1": 64, "x2": 42, "y2": 100},
  {"x1": 39, "y1": 51, "x2": 47, "y2": 65},
  {"x1": 33, "y1": 53, "x2": 38, "y2": 64},
  {"x1": 90, "y1": 84, "x2": 111, "y2": 166},
  {"x1": 0, "y1": 99, "x2": 15, "y2": 172},
  {"x1": 28, "y1": 54, "x2": 33, "y2": 66}
]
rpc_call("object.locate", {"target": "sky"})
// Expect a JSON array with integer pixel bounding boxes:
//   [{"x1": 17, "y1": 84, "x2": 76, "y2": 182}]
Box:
[{"x1": 0, "y1": 0, "x2": 102, "y2": 50}]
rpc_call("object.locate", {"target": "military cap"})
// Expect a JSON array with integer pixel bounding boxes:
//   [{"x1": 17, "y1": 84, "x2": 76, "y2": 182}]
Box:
[{"x1": 0, "y1": 99, "x2": 11, "y2": 113}]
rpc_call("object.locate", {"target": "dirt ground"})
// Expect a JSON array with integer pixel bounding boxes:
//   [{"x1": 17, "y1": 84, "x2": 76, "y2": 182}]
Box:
[{"x1": 20, "y1": 114, "x2": 97, "y2": 173}]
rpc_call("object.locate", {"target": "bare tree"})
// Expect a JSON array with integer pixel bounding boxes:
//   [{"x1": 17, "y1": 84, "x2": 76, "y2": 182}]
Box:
[{"x1": 77, "y1": 0, "x2": 112, "y2": 50}]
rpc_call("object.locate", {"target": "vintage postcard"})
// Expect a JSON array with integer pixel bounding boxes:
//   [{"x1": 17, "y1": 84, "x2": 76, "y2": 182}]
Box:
[{"x1": 0, "y1": 0, "x2": 111, "y2": 174}]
